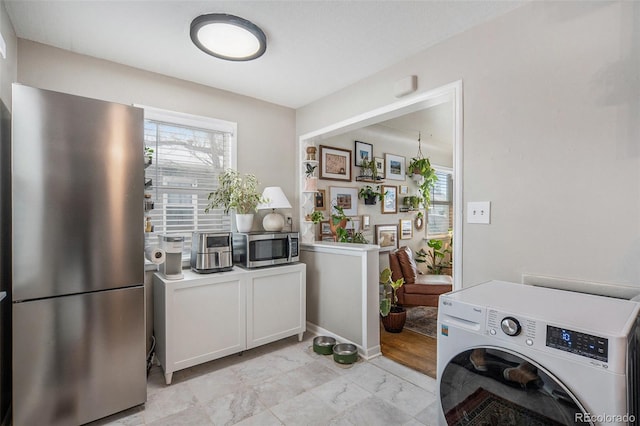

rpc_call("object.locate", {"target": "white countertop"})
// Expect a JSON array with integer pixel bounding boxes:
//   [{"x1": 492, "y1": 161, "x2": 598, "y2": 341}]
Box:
[
  {"x1": 301, "y1": 241, "x2": 380, "y2": 253},
  {"x1": 0, "y1": 291, "x2": 6, "y2": 302}
]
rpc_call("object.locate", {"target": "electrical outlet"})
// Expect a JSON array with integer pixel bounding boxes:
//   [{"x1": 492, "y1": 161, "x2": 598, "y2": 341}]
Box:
[
  {"x1": 467, "y1": 201, "x2": 491, "y2": 224},
  {"x1": 286, "y1": 216, "x2": 292, "y2": 225}
]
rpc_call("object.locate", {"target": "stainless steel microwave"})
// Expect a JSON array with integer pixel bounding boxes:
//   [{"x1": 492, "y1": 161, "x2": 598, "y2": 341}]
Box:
[{"x1": 232, "y1": 232, "x2": 299, "y2": 269}]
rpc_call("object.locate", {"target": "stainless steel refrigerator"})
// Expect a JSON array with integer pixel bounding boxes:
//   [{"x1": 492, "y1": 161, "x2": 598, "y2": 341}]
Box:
[{"x1": 10, "y1": 84, "x2": 146, "y2": 425}]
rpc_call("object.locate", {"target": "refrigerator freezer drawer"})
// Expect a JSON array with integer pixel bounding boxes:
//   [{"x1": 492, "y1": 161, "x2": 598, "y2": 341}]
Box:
[{"x1": 12, "y1": 286, "x2": 146, "y2": 426}]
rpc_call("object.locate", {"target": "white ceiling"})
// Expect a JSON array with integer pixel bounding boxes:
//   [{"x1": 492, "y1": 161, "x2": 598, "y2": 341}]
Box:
[{"x1": 4, "y1": 0, "x2": 525, "y2": 109}]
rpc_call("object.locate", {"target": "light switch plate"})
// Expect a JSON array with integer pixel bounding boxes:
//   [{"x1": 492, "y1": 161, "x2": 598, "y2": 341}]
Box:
[{"x1": 467, "y1": 201, "x2": 491, "y2": 224}]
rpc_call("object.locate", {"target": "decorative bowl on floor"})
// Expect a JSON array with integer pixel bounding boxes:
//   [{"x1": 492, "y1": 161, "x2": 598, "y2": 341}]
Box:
[
  {"x1": 313, "y1": 336, "x2": 336, "y2": 355},
  {"x1": 332, "y1": 343, "x2": 358, "y2": 364}
]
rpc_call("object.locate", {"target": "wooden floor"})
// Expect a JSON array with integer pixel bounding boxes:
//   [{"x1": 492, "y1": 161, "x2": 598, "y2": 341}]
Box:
[{"x1": 380, "y1": 321, "x2": 438, "y2": 379}]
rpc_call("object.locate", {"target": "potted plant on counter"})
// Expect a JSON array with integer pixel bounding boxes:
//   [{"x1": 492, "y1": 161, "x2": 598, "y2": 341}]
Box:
[
  {"x1": 379, "y1": 267, "x2": 405, "y2": 333},
  {"x1": 205, "y1": 169, "x2": 266, "y2": 232}
]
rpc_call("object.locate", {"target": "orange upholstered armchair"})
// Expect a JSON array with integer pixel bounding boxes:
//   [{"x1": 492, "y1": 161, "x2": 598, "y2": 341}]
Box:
[{"x1": 388, "y1": 246, "x2": 452, "y2": 307}]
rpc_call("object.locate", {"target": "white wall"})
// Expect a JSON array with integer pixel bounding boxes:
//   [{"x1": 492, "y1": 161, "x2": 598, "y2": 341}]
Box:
[
  {"x1": 297, "y1": 1, "x2": 640, "y2": 289},
  {"x1": 0, "y1": 0, "x2": 17, "y2": 109}
]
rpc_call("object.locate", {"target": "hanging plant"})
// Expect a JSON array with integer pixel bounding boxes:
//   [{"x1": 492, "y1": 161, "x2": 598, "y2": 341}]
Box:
[{"x1": 407, "y1": 132, "x2": 438, "y2": 208}]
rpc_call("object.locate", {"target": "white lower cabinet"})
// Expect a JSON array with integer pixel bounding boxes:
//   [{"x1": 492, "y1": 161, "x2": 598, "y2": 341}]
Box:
[{"x1": 153, "y1": 263, "x2": 306, "y2": 384}]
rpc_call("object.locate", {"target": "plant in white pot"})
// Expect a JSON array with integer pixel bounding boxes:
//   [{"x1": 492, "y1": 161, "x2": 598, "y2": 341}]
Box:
[
  {"x1": 205, "y1": 169, "x2": 265, "y2": 232},
  {"x1": 304, "y1": 163, "x2": 318, "y2": 192}
]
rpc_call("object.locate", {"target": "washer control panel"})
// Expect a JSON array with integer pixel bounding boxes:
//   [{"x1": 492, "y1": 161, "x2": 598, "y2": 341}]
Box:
[
  {"x1": 546, "y1": 325, "x2": 608, "y2": 362},
  {"x1": 487, "y1": 309, "x2": 537, "y2": 344}
]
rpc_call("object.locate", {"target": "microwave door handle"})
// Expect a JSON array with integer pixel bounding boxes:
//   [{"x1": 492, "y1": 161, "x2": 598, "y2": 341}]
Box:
[{"x1": 287, "y1": 234, "x2": 292, "y2": 262}]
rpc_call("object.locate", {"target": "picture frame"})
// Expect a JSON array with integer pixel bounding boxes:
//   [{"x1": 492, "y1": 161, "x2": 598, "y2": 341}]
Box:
[
  {"x1": 362, "y1": 214, "x2": 370, "y2": 229},
  {"x1": 320, "y1": 145, "x2": 351, "y2": 181},
  {"x1": 375, "y1": 224, "x2": 398, "y2": 251},
  {"x1": 346, "y1": 216, "x2": 361, "y2": 232},
  {"x1": 320, "y1": 220, "x2": 331, "y2": 235},
  {"x1": 400, "y1": 219, "x2": 413, "y2": 239},
  {"x1": 354, "y1": 141, "x2": 373, "y2": 166},
  {"x1": 315, "y1": 189, "x2": 326, "y2": 210},
  {"x1": 381, "y1": 185, "x2": 397, "y2": 214},
  {"x1": 329, "y1": 186, "x2": 358, "y2": 216},
  {"x1": 385, "y1": 153, "x2": 406, "y2": 181},
  {"x1": 399, "y1": 185, "x2": 409, "y2": 195},
  {"x1": 374, "y1": 157, "x2": 385, "y2": 178}
]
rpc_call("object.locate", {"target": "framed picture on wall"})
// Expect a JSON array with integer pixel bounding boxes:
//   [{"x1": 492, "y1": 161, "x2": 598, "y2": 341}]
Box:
[
  {"x1": 385, "y1": 153, "x2": 405, "y2": 181},
  {"x1": 320, "y1": 220, "x2": 331, "y2": 235},
  {"x1": 381, "y1": 185, "x2": 397, "y2": 214},
  {"x1": 329, "y1": 186, "x2": 358, "y2": 216},
  {"x1": 399, "y1": 185, "x2": 409, "y2": 195},
  {"x1": 374, "y1": 157, "x2": 385, "y2": 178},
  {"x1": 399, "y1": 219, "x2": 413, "y2": 239},
  {"x1": 320, "y1": 145, "x2": 351, "y2": 181},
  {"x1": 346, "y1": 216, "x2": 361, "y2": 231},
  {"x1": 315, "y1": 189, "x2": 326, "y2": 210},
  {"x1": 375, "y1": 224, "x2": 398, "y2": 251},
  {"x1": 354, "y1": 141, "x2": 373, "y2": 166}
]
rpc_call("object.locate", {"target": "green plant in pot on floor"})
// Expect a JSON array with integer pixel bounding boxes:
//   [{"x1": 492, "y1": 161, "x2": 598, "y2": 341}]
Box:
[
  {"x1": 415, "y1": 238, "x2": 452, "y2": 275},
  {"x1": 379, "y1": 267, "x2": 406, "y2": 333}
]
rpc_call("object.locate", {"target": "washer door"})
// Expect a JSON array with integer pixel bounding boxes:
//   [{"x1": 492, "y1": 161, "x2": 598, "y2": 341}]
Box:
[{"x1": 440, "y1": 347, "x2": 592, "y2": 425}]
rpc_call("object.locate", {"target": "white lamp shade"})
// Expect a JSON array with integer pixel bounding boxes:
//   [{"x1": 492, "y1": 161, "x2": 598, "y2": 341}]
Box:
[
  {"x1": 258, "y1": 187, "x2": 291, "y2": 232},
  {"x1": 257, "y1": 187, "x2": 292, "y2": 210}
]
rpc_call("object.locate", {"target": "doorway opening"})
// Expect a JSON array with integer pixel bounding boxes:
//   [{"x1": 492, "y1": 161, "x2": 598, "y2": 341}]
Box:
[{"x1": 298, "y1": 80, "x2": 463, "y2": 377}]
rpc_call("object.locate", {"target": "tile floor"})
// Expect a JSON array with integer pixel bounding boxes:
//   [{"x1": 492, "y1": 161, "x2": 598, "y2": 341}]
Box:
[{"x1": 91, "y1": 333, "x2": 441, "y2": 425}]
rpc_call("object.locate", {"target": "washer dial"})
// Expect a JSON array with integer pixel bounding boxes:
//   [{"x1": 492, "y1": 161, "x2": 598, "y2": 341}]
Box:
[{"x1": 501, "y1": 317, "x2": 521, "y2": 336}]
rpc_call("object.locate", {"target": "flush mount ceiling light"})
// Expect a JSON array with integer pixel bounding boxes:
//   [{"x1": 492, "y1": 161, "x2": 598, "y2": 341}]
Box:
[{"x1": 190, "y1": 13, "x2": 267, "y2": 61}]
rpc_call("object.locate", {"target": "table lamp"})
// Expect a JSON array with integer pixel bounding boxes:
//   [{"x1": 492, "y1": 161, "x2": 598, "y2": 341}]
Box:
[{"x1": 257, "y1": 186, "x2": 292, "y2": 232}]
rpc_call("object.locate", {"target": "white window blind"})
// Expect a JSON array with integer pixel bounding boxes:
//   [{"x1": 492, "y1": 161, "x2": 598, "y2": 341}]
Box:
[
  {"x1": 428, "y1": 169, "x2": 453, "y2": 237},
  {"x1": 143, "y1": 108, "x2": 236, "y2": 258}
]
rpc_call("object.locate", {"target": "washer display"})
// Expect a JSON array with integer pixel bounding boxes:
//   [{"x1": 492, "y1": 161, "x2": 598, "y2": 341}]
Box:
[{"x1": 437, "y1": 280, "x2": 640, "y2": 426}]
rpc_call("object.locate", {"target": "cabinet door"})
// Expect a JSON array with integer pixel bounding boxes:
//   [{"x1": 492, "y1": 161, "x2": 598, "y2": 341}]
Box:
[
  {"x1": 168, "y1": 278, "x2": 246, "y2": 371},
  {"x1": 246, "y1": 266, "x2": 305, "y2": 349}
]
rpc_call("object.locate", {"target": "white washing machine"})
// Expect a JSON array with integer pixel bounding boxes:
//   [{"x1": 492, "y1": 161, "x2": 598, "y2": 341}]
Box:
[{"x1": 437, "y1": 280, "x2": 640, "y2": 426}]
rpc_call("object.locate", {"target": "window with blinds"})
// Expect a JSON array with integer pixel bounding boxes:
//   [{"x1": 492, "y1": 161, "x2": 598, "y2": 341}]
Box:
[
  {"x1": 428, "y1": 168, "x2": 453, "y2": 237},
  {"x1": 143, "y1": 107, "x2": 236, "y2": 259}
]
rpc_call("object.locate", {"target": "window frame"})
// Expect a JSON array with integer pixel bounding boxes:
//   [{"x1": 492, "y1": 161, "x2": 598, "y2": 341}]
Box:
[{"x1": 140, "y1": 105, "x2": 238, "y2": 263}]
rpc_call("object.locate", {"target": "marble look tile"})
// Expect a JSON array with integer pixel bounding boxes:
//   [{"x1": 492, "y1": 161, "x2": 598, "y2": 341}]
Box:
[
  {"x1": 251, "y1": 371, "x2": 307, "y2": 408},
  {"x1": 88, "y1": 404, "x2": 145, "y2": 426},
  {"x1": 146, "y1": 406, "x2": 213, "y2": 426},
  {"x1": 186, "y1": 365, "x2": 245, "y2": 404},
  {"x1": 345, "y1": 363, "x2": 435, "y2": 416},
  {"x1": 262, "y1": 345, "x2": 316, "y2": 373},
  {"x1": 233, "y1": 410, "x2": 284, "y2": 426},
  {"x1": 286, "y1": 360, "x2": 339, "y2": 391},
  {"x1": 403, "y1": 419, "x2": 427, "y2": 426},
  {"x1": 143, "y1": 381, "x2": 198, "y2": 424},
  {"x1": 232, "y1": 354, "x2": 284, "y2": 384},
  {"x1": 370, "y1": 356, "x2": 438, "y2": 393},
  {"x1": 310, "y1": 377, "x2": 371, "y2": 412},
  {"x1": 414, "y1": 399, "x2": 442, "y2": 426},
  {"x1": 201, "y1": 386, "x2": 266, "y2": 426},
  {"x1": 270, "y1": 391, "x2": 338, "y2": 426},
  {"x1": 331, "y1": 395, "x2": 413, "y2": 425}
]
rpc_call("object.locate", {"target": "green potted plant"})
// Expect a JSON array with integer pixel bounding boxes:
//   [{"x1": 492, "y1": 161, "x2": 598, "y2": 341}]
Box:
[
  {"x1": 144, "y1": 146, "x2": 154, "y2": 166},
  {"x1": 307, "y1": 210, "x2": 324, "y2": 223},
  {"x1": 358, "y1": 185, "x2": 385, "y2": 205},
  {"x1": 379, "y1": 267, "x2": 406, "y2": 333},
  {"x1": 304, "y1": 163, "x2": 318, "y2": 192},
  {"x1": 415, "y1": 238, "x2": 452, "y2": 275},
  {"x1": 407, "y1": 157, "x2": 438, "y2": 208},
  {"x1": 402, "y1": 195, "x2": 421, "y2": 210},
  {"x1": 329, "y1": 204, "x2": 349, "y2": 237},
  {"x1": 205, "y1": 169, "x2": 265, "y2": 232}
]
